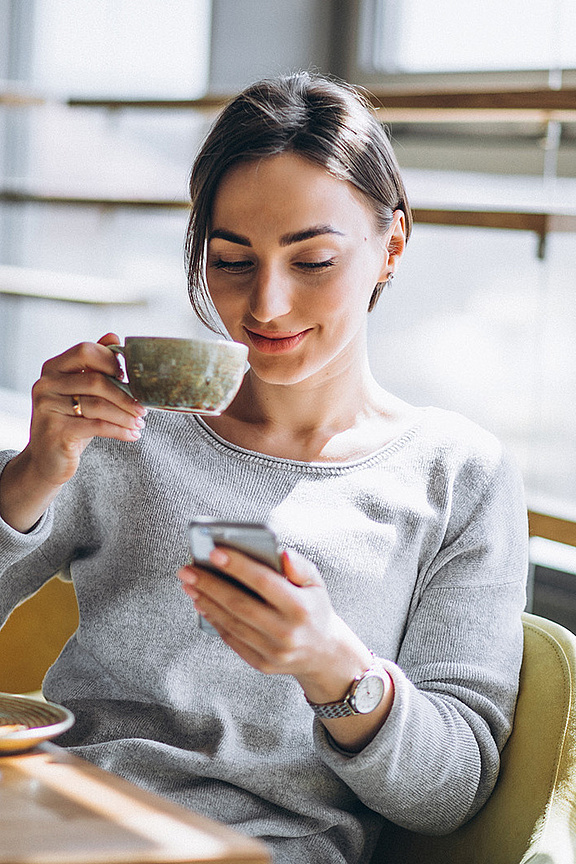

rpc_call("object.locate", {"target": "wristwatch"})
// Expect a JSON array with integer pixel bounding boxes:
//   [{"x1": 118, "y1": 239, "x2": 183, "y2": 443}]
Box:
[{"x1": 305, "y1": 661, "x2": 390, "y2": 719}]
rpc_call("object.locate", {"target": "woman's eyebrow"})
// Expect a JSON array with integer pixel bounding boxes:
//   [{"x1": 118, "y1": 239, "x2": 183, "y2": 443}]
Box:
[
  {"x1": 279, "y1": 225, "x2": 345, "y2": 246},
  {"x1": 208, "y1": 228, "x2": 251, "y2": 246},
  {"x1": 208, "y1": 225, "x2": 345, "y2": 248}
]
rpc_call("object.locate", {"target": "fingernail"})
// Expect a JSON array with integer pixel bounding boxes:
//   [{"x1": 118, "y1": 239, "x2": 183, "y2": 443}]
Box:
[
  {"x1": 210, "y1": 548, "x2": 229, "y2": 568},
  {"x1": 129, "y1": 430, "x2": 141, "y2": 440},
  {"x1": 135, "y1": 417, "x2": 146, "y2": 429}
]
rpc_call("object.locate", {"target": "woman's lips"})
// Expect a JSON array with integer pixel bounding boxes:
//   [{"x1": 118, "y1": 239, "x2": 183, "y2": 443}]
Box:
[{"x1": 244, "y1": 327, "x2": 311, "y2": 354}]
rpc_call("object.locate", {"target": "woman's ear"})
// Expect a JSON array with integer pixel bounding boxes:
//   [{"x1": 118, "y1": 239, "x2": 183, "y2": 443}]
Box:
[{"x1": 378, "y1": 209, "x2": 406, "y2": 282}]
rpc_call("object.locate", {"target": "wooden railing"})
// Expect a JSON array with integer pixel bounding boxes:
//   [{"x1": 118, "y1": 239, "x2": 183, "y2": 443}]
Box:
[
  {"x1": 0, "y1": 81, "x2": 45, "y2": 106},
  {"x1": 64, "y1": 87, "x2": 576, "y2": 114},
  {"x1": 368, "y1": 87, "x2": 576, "y2": 114},
  {"x1": 3, "y1": 81, "x2": 575, "y2": 116},
  {"x1": 528, "y1": 511, "x2": 576, "y2": 548}
]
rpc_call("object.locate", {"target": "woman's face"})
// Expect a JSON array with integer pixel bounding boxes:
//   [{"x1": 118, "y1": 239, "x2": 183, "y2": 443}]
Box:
[{"x1": 206, "y1": 152, "x2": 404, "y2": 388}]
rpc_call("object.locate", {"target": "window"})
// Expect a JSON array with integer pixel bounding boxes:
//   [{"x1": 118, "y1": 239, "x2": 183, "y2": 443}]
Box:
[
  {"x1": 353, "y1": 0, "x2": 576, "y2": 520},
  {"x1": 31, "y1": 0, "x2": 211, "y2": 97},
  {"x1": 360, "y1": 0, "x2": 576, "y2": 74},
  {"x1": 1, "y1": 0, "x2": 213, "y2": 403}
]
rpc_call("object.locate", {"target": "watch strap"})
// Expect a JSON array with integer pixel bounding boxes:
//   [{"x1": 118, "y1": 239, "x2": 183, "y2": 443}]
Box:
[
  {"x1": 305, "y1": 695, "x2": 356, "y2": 719},
  {"x1": 305, "y1": 657, "x2": 386, "y2": 719}
]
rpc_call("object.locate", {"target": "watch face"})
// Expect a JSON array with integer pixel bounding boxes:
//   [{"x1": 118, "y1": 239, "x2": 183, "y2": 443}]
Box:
[{"x1": 352, "y1": 673, "x2": 385, "y2": 714}]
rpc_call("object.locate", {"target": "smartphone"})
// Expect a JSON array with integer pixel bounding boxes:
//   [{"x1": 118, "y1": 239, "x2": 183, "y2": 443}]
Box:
[{"x1": 187, "y1": 518, "x2": 283, "y2": 635}]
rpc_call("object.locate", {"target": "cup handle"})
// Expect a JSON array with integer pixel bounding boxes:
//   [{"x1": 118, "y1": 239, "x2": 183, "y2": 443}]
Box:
[{"x1": 106, "y1": 344, "x2": 134, "y2": 398}]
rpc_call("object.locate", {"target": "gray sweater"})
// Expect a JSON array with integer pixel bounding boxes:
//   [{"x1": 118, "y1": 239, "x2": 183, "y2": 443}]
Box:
[{"x1": 0, "y1": 407, "x2": 527, "y2": 864}]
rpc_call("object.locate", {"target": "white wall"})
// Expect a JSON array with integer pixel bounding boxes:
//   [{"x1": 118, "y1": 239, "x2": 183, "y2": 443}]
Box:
[{"x1": 209, "y1": 0, "x2": 334, "y2": 93}]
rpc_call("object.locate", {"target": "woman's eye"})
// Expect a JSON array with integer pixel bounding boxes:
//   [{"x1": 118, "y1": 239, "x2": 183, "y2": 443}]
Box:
[
  {"x1": 209, "y1": 257, "x2": 335, "y2": 273},
  {"x1": 296, "y1": 260, "x2": 335, "y2": 271},
  {"x1": 210, "y1": 258, "x2": 253, "y2": 273}
]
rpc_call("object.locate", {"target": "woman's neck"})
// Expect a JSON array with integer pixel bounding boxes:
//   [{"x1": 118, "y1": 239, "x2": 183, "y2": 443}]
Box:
[{"x1": 205, "y1": 357, "x2": 416, "y2": 463}]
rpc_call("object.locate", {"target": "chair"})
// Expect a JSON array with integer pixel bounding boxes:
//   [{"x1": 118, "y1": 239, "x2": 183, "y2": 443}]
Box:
[
  {"x1": 0, "y1": 571, "x2": 78, "y2": 694},
  {"x1": 372, "y1": 612, "x2": 576, "y2": 863},
  {"x1": 2, "y1": 584, "x2": 576, "y2": 862}
]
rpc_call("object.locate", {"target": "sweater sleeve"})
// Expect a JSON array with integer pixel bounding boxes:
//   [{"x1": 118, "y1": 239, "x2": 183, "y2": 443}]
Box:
[
  {"x1": 313, "y1": 443, "x2": 528, "y2": 835},
  {"x1": 0, "y1": 449, "x2": 88, "y2": 625}
]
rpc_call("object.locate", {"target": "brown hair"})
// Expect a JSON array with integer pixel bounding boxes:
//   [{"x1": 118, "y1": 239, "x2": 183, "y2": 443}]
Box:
[{"x1": 185, "y1": 71, "x2": 412, "y2": 331}]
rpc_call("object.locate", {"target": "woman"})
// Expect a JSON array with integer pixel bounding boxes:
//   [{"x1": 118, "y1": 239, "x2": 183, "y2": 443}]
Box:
[{"x1": 0, "y1": 73, "x2": 527, "y2": 864}]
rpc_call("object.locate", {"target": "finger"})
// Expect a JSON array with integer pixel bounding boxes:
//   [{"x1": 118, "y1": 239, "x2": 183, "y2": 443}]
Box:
[
  {"x1": 179, "y1": 561, "x2": 268, "y2": 610},
  {"x1": 69, "y1": 417, "x2": 144, "y2": 443},
  {"x1": 205, "y1": 547, "x2": 297, "y2": 610},
  {"x1": 30, "y1": 382, "x2": 145, "y2": 444},
  {"x1": 34, "y1": 383, "x2": 144, "y2": 432},
  {"x1": 281, "y1": 549, "x2": 323, "y2": 587},
  {"x1": 178, "y1": 564, "x2": 282, "y2": 636},
  {"x1": 97, "y1": 332, "x2": 121, "y2": 346},
  {"x1": 191, "y1": 588, "x2": 291, "y2": 671},
  {"x1": 184, "y1": 550, "x2": 320, "y2": 652},
  {"x1": 42, "y1": 340, "x2": 122, "y2": 378},
  {"x1": 65, "y1": 393, "x2": 147, "y2": 431},
  {"x1": 195, "y1": 602, "x2": 272, "y2": 672},
  {"x1": 97, "y1": 333, "x2": 125, "y2": 380},
  {"x1": 48, "y1": 370, "x2": 144, "y2": 418},
  {"x1": 30, "y1": 394, "x2": 143, "y2": 444},
  {"x1": 194, "y1": 586, "x2": 318, "y2": 677}
]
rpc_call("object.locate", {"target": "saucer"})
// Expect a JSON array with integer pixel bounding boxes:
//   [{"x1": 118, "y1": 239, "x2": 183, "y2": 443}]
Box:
[{"x1": 0, "y1": 693, "x2": 75, "y2": 754}]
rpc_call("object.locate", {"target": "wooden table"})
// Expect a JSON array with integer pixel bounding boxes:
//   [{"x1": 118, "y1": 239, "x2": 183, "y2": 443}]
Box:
[{"x1": 0, "y1": 742, "x2": 270, "y2": 864}]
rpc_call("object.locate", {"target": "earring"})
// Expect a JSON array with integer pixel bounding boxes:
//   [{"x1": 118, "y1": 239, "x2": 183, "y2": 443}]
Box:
[{"x1": 387, "y1": 272, "x2": 395, "y2": 284}]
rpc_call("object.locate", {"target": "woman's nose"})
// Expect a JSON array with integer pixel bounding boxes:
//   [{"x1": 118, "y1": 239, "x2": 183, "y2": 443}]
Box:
[{"x1": 249, "y1": 266, "x2": 292, "y2": 322}]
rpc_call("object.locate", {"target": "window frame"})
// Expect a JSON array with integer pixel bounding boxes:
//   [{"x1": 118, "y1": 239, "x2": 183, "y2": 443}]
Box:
[{"x1": 345, "y1": 0, "x2": 576, "y2": 94}]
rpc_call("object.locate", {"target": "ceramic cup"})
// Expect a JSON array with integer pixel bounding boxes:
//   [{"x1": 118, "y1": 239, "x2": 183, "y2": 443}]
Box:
[{"x1": 108, "y1": 336, "x2": 248, "y2": 415}]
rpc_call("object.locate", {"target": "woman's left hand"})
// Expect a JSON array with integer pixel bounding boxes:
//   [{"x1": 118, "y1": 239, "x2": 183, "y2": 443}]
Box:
[
  {"x1": 178, "y1": 547, "x2": 394, "y2": 751},
  {"x1": 177, "y1": 547, "x2": 372, "y2": 701}
]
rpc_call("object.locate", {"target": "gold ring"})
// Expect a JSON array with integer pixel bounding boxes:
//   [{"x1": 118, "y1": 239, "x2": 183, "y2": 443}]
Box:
[{"x1": 71, "y1": 396, "x2": 83, "y2": 417}]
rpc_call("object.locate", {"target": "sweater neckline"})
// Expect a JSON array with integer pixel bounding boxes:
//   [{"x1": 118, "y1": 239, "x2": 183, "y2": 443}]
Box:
[{"x1": 191, "y1": 409, "x2": 429, "y2": 473}]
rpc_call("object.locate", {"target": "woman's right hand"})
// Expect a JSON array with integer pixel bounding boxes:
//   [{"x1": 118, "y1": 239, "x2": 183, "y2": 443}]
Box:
[
  {"x1": 27, "y1": 332, "x2": 146, "y2": 486},
  {"x1": 0, "y1": 333, "x2": 146, "y2": 532}
]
